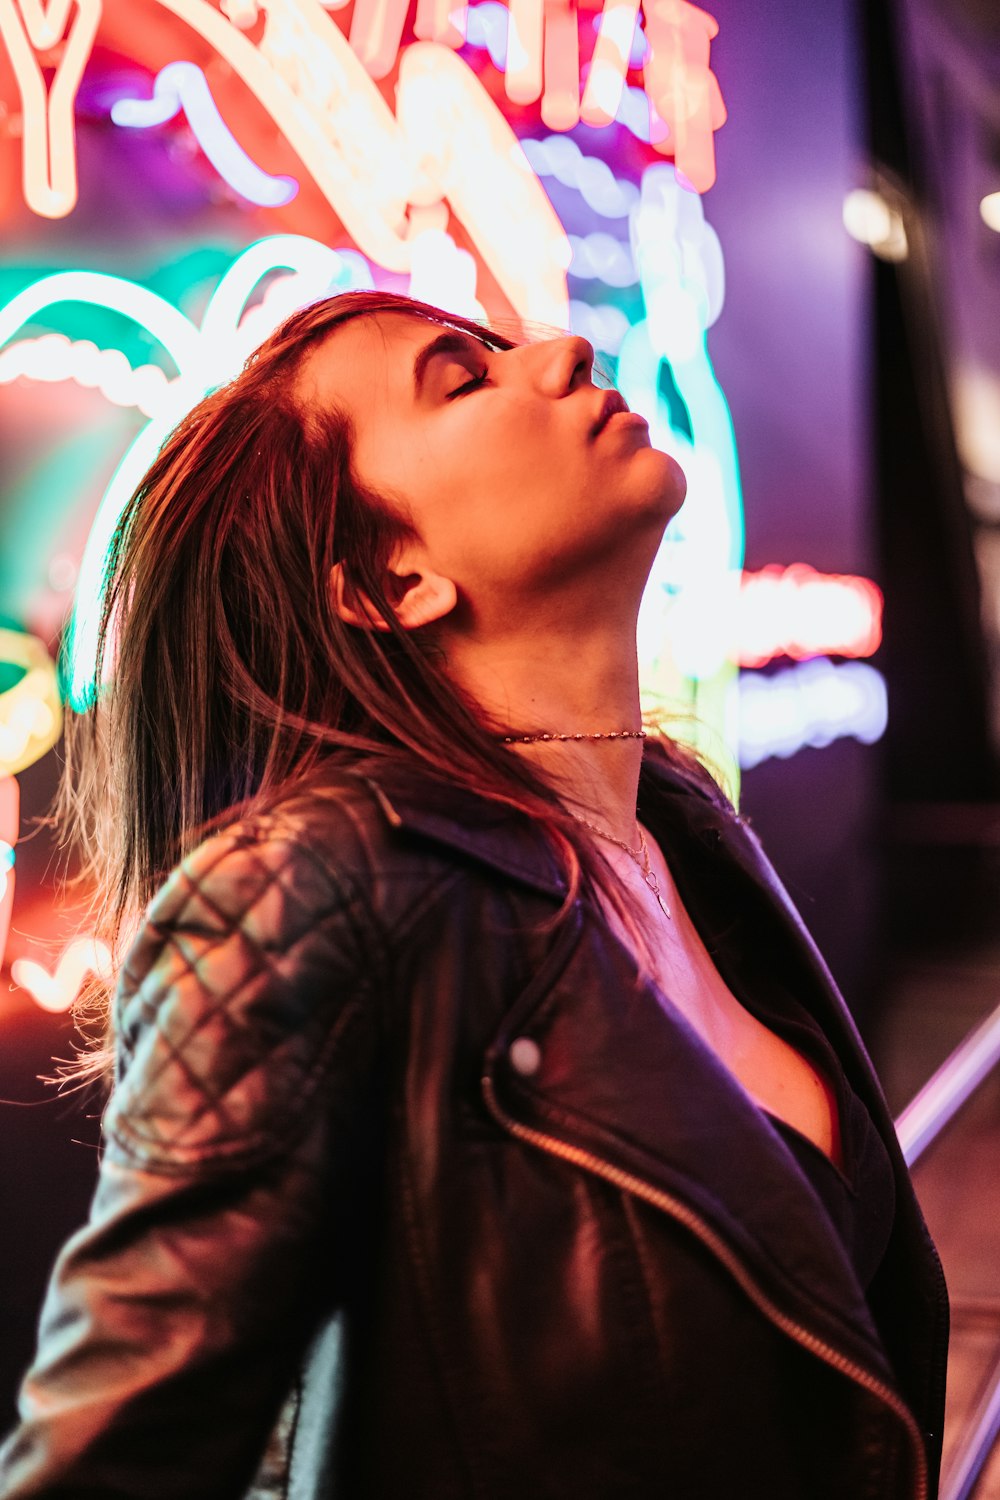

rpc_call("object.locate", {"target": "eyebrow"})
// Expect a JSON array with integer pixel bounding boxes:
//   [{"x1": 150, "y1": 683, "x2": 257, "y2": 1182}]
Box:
[{"x1": 412, "y1": 330, "x2": 492, "y2": 400}]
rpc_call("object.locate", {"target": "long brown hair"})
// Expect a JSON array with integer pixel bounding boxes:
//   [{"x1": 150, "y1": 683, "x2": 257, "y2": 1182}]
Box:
[{"x1": 50, "y1": 288, "x2": 717, "y2": 1084}]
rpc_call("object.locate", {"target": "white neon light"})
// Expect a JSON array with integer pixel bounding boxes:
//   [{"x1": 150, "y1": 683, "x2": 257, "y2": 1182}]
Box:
[
  {"x1": 0, "y1": 0, "x2": 102, "y2": 216},
  {"x1": 842, "y1": 189, "x2": 908, "y2": 263},
  {"x1": 464, "y1": 1, "x2": 508, "y2": 67},
  {"x1": 11, "y1": 936, "x2": 114, "y2": 1014},
  {"x1": 0, "y1": 333, "x2": 176, "y2": 417},
  {"x1": 615, "y1": 79, "x2": 670, "y2": 145},
  {"x1": 734, "y1": 659, "x2": 888, "y2": 771},
  {"x1": 590, "y1": 3, "x2": 647, "y2": 66},
  {"x1": 737, "y1": 565, "x2": 883, "y2": 668},
  {"x1": 568, "y1": 299, "x2": 629, "y2": 353},
  {"x1": 520, "y1": 134, "x2": 640, "y2": 219},
  {"x1": 407, "y1": 227, "x2": 488, "y2": 321},
  {"x1": 0, "y1": 270, "x2": 202, "y2": 375},
  {"x1": 567, "y1": 231, "x2": 636, "y2": 287},
  {"x1": 111, "y1": 61, "x2": 299, "y2": 207},
  {"x1": 980, "y1": 193, "x2": 1000, "y2": 234}
]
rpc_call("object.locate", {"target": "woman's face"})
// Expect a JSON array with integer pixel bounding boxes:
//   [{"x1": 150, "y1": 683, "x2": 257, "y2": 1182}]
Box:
[{"x1": 297, "y1": 311, "x2": 686, "y2": 628}]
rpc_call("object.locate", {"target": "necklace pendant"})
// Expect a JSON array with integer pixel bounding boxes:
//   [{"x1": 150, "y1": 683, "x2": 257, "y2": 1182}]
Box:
[{"x1": 642, "y1": 870, "x2": 672, "y2": 920}]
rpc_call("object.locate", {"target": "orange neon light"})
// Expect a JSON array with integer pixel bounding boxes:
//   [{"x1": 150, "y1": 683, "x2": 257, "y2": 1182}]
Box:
[
  {"x1": 541, "y1": 0, "x2": 580, "y2": 130},
  {"x1": 1, "y1": 0, "x2": 728, "y2": 231},
  {"x1": 413, "y1": 0, "x2": 466, "y2": 49},
  {"x1": 152, "y1": 3, "x2": 569, "y2": 323},
  {"x1": 505, "y1": 0, "x2": 543, "y2": 103},
  {"x1": 642, "y1": 0, "x2": 726, "y2": 191},
  {"x1": 0, "y1": 0, "x2": 102, "y2": 216},
  {"x1": 11, "y1": 935, "x2": 114, "y2": 1013},
  {"x1": 580, "y1": 0, "x2": 641, "y2": 127}
]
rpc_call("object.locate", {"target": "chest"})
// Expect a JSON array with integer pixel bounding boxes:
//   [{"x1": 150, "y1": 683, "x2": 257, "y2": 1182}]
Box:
[{"x1": 593, "y1": 852, "x2": 845, "y2": 1170}]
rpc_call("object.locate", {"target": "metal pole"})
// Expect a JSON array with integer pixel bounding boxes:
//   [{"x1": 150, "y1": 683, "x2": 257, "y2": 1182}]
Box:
[
  {"x1": 940, "y1": 1354, "x2": 1000, "y2": 1500},
  {"x1": 894, "y1": 1001, "x2": 1000, "y2": 1168}
]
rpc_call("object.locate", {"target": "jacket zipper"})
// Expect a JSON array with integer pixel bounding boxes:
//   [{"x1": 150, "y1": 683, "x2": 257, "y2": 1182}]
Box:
[{"x1": 482, "y1": 1073, "x2": 928, "y2": 1500}]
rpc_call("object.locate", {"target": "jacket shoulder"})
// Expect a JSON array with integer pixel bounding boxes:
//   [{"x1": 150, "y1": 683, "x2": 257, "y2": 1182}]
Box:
[{"x1": 107, "y1": 781, "x2": 388, "y2": 1175}]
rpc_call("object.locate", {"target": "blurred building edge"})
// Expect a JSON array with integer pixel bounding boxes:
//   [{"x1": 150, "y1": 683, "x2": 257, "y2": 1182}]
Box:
[
  {"x1": 863, "y1": 3, "x2": 1000, "y2": 1494},
  {"x1": 862, "y1": 0, "x2": 1000, "y2": 948}
]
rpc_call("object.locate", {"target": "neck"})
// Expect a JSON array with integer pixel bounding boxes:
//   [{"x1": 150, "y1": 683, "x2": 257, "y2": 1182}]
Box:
[{"x1": 440, "y1": 619, "x2": 645, "y2": 844}]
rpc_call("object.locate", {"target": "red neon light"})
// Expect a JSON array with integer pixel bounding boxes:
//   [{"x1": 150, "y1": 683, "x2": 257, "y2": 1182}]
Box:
[{"x1": 737, "y1": 565, "x2": 883, "y2": 668}]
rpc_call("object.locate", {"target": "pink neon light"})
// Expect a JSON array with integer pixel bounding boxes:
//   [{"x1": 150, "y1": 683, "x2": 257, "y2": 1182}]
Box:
[
  {"x1": 737, "y1": 565, "x2": 883, "y2": 668},
  {"x1": 0, "y1": 775, "x2": 18, "y2": 974}
]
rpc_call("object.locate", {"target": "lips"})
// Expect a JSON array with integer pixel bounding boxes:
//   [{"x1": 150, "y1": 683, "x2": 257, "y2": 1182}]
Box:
[{"x1": 591, "y1": 389, "x2": 630, "y2": 437}]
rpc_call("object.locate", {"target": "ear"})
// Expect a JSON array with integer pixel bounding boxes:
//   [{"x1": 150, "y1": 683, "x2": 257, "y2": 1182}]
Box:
[{"x1": 329, "y1": 557, "x2": 457, "y2": 632}]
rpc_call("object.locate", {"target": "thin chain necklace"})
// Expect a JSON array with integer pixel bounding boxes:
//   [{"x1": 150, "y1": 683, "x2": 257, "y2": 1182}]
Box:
[
  {"x1": 568, "y1": 812, "x2": 673, "y2": 921},
  {"x1": 501, "y1": 729, "x2": 647, "y2": 744}
]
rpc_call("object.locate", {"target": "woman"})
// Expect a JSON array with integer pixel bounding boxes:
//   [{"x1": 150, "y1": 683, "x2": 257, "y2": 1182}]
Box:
[{"x1": 0, "y1": 289, "x2": 948, "y2": 1499}]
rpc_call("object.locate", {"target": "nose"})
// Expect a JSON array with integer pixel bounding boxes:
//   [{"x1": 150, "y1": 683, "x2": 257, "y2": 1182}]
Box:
[{"x1": 540, "y1": 333, "x2": 596, "y2": 395}]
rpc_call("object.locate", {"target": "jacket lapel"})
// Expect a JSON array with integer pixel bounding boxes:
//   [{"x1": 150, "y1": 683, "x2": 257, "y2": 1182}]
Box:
[
  {"x1": 482, "y1": 896, "x2": 898, "y2": 1382},
  {"x1": 356, "y1": 752, "x2": 911, "y2": 1384}
]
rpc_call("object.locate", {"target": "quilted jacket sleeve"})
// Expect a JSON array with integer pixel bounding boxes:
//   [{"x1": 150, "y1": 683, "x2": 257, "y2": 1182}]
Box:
[{"x1": 0, "y1": 805, "x2": 384, "y2": 1500}]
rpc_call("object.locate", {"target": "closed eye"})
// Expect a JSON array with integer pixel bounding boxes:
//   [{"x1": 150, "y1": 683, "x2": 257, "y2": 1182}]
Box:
[{"x1": 447, "y1": 368, "x2": 490, "y2": 399}]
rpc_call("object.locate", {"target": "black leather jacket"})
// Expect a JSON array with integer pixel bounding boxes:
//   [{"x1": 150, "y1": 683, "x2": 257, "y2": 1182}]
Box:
[{"x1": 0, "y1": 747, "x2": 949, "y2": 1500}]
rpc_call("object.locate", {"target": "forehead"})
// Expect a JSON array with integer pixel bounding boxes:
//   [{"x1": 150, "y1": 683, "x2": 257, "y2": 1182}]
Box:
[{"x1": 296, "y1": 311, "x2": 471, "y2": 415}]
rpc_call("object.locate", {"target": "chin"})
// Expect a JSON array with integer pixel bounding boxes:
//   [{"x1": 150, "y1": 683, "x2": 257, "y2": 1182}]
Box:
[
  {"x1": 669, "y1": 452, "x2": 688, "y2": 496},
  {"x1": 635, "y1": 450, "x2": 688, "y2": 523}
]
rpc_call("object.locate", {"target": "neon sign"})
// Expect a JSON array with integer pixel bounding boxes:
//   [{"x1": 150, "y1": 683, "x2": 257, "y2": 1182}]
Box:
[
  {"x1": 0, "y1": 0, "x2": 727, "y2": 229},
  {"x1": 0, "y1": 630, "x2": 62, "y2": 776},
  {"x1": 736, "y1": 565, "x2": 883, "y2": 669},
  {"x1": 735, "y1": 659, "x2": 888, "y2": 771},
  {"x1": 11, "y1": 936, "x2": 114, "y2": 1012},
  {"x1": 0, "y1": 0, "x2": 101, "y2": 216},
  {"x1": 0, "y1": 237, "x2": 376, "y2": 709},
  {"x1": 111, "y1": 61, "x2": 300, "y2": 207}
]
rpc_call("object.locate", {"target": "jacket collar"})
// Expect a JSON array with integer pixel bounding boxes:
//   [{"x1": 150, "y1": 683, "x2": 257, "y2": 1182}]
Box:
[
  {"x1": 356, "y1": 748, "x2": 886, "y2": 1108},
  {"x1": 355, "y1": 745, "x2": 726, "y2": 902},
  {"x1": 355, "y1": 760, "x2": 568, "y2": 898},
  {"x1": 356, "y1": 749, "x2": 872, "y2": 1054}
]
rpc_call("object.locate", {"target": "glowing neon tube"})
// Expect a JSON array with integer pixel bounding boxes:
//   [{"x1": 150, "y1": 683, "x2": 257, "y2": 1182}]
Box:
[
  {"x1": 0, "y1": 0, "x2": 102, "y2": 216},
  {"x1": 111, "y1": 61, "x2": 299, "y2": 206}
]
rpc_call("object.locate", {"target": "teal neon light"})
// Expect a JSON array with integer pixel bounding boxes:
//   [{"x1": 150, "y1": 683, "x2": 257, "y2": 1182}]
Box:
[
  {"x1": 614, "y1": 163, "x2": 744, "y2": 788},
  {"x1": 0, "y1": 237, "x2": 375, "y2": 712}
]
